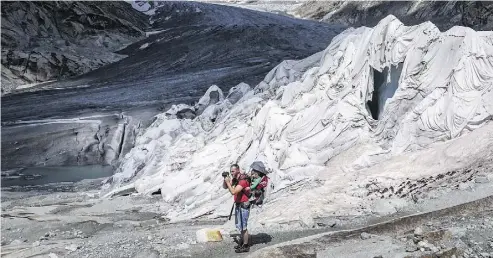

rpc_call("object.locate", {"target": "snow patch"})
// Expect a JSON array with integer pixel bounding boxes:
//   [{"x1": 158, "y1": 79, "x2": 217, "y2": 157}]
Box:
[
  {"x1": 139, "y1": 43, "x2": 150, "y2": 49},
  {"x1": 145, "y1": 30, "x2": 167, "y2": 37}
]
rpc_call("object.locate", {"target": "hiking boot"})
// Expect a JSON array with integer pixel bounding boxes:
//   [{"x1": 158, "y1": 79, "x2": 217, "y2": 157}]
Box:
[
  {"x1": 234, "y1": 245, "x2": 250, "y2": 253},
  {"x1": 234, "y1": 239, "x2": 243, "y2": 250}
]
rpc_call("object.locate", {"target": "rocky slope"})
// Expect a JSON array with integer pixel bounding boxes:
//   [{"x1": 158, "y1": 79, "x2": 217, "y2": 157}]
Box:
[
  {"x1": 293, "y1": 1, "x2": 493, "y2": 31},
  {"x1": 103, "y1": 15, "x2": 493, "y2": 232},
  {"x1": 1, "y1": 1, "x2": 149, "y2": 95},
  {"x1": 251, "y1": 195, "x2": 493, "y2": 258}
]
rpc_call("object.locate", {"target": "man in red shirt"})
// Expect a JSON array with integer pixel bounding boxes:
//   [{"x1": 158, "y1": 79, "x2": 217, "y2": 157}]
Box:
[{"x1": 224, "y1": 164, "x2": 251, "y2": 253}]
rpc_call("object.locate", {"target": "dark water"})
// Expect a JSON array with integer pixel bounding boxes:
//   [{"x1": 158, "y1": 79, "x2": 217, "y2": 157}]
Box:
[{"x1": 1, "y1": 165, "x2": 113, "y2": 188}]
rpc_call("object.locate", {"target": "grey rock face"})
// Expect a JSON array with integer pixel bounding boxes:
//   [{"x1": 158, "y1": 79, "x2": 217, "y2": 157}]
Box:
[
  {"x1": 294, "y1": 1, "x2": 493, "y2": 32},
  {"x1": 1, "y1": 1, "x2": 148, "y2": 95}
]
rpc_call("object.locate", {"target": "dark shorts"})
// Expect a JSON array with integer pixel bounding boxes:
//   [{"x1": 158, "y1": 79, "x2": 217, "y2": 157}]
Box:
[{"x1": 234, "y1": 203, "x2": 250, "y2": 232}]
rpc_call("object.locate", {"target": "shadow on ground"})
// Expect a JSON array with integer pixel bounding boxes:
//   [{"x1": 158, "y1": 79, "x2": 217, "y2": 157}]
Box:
[{"x1": 231, "y1": 232, "x2": 273, "y2": 246}]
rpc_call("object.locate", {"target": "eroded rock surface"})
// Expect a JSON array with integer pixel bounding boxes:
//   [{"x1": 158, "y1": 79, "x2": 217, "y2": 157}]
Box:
[{"x1": 1, "y1": 1, "x2": 148, "y2": 95}]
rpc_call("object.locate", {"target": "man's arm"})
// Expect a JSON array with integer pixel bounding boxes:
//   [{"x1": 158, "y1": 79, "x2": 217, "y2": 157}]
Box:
[{"x1": 225, "y1": 177, "x2": 244, "y2": 195}]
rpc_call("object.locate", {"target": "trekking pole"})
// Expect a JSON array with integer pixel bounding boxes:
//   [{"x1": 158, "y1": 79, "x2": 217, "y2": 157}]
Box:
[{"x1": 228, "y1": 203, "x2": 235, "y2": 220}]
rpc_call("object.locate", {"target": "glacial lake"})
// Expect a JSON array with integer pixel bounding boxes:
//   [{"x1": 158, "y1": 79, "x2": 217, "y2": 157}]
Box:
[{"x1": 1, "y1": 165, "x2": 113, "y2": 189}]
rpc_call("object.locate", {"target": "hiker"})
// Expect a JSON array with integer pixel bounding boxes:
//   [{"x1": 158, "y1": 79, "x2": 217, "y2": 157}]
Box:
[
  {"x1": 223, "y1": 163, "x2": 251, "y2": 253},
  {"x1": 245, "y1": 161, "x2": 269, "y2": 206}
]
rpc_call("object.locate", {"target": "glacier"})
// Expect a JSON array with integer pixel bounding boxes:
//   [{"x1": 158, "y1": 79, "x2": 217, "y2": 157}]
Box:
[{"x1": 103, "y1": 15, "x2": 493, "y2": 230}]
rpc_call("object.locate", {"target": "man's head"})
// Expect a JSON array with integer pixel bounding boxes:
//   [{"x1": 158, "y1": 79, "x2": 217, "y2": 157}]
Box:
[{"x1": 230, "y1": 164, "x2": 240, "y2": 177}]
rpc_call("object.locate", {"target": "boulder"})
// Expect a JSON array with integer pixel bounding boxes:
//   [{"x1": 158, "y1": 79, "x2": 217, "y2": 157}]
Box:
[
  {"x1": 475, "y1": 174, "x2": 490, "y2": 184},
  {"x1": 360, "y1": 232, "x2": 372, "y2": 240},
  {"x1": 65, "y1": 244, "x2": 80, "y2": 252}
]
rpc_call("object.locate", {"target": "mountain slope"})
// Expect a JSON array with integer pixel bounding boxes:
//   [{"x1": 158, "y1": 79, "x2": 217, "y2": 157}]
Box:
[
  {"x1": 293, "y1": 1, "x2": 493, "y2": 31},
  {"x1": 1, "y1": 1, "x2": 149, "y2": 95}
]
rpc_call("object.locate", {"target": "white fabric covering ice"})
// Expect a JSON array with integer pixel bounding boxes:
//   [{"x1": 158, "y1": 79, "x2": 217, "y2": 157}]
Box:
[{"x1": 103, "y1": 15, "x2": 493, "y2": 229}]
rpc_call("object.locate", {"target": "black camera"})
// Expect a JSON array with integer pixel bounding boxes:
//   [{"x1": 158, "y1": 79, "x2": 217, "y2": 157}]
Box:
[{"x1": 222, "y1": 171, "x2": 229, "y2": 177}]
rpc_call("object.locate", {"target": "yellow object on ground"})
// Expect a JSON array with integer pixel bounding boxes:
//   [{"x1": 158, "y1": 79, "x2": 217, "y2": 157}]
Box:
[{"x1": 196, "y1": 228, "x2": 223, "y2": 242}]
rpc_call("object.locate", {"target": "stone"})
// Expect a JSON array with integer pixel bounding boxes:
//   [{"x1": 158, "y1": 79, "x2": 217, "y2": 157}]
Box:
[
  {"x1": 459, "y1": 183, "x2": 471, "y2": 190},
  {"x1": 317, "y1": 219, "x2": 338, "y2": 228},
  {"x1": 417, "y1": 240, "x2": 437, "y2": 251},
  {"x1": 475, "y1": 175, "x2": 490, "y2": 184},
  {"x1": 414, "y1": 227, "x2": 424, "y2": 236},
  {"x1": 32, "y1": 241, "x2": 40, "y2": 247},
  {"x1": 65, "y1": 244, "x2": 80, "y2": 252},
  {"x1": 436, "y1": 248, "x2": 462, "y2": 258},
  {"x1": 423, "y1": 229, "x2": 453, "y2": 244},
  {"x1": 431, "y1": 246, "x2": 440, "y2": 253},
  {"x1": 196, "y1": 228, "x2": 223, "y2": 243},
  {"x1": 360, "y1": 232, "x2": 371, "y2": 240},
  {"x1": 49, "y1": 253, "x2": 59, "y2": 258}
]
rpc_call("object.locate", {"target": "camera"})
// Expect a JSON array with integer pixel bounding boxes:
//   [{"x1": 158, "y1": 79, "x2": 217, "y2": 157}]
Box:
[{"x1": 222, "y1": 171, "x2": 229, "y2": 178}]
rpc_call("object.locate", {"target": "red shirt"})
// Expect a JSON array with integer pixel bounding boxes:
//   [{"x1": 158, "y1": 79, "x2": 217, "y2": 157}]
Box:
[{"x1": 234, "y1": 178, "x2": 250, "y2": 203}]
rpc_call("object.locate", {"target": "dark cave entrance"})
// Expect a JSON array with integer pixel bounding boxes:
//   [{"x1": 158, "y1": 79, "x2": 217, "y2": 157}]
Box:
[{"x1": 366, "y1": 63, "x2": 403, "y2": 120}]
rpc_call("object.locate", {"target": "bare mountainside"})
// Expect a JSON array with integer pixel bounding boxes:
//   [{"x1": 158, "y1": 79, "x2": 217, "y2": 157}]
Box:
[
  {"x1": 1, "y1": 1, "x2": 149, "y2": 95},
  {"x1": 1, "y1": 1, "x2": 345, "y2": 169},
  {"x1": 293, "y1": 1, "x2": 493, "y2": 31}
]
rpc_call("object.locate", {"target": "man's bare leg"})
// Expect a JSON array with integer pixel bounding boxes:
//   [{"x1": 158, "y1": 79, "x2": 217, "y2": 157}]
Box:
[{"x1": 242, "y1": 230, "x2": 249, "y2": 246}]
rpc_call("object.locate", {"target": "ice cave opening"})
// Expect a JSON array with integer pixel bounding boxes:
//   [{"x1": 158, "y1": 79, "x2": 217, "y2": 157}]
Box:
[{"x1": 367, "y1": 63, "x2": 403, "y2": 120}]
